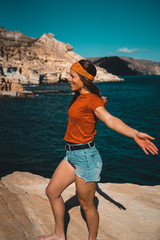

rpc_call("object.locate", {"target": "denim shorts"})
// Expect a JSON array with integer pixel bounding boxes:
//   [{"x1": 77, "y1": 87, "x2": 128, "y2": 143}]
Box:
[{"x1": 64, "y1": 142, "x2": 103, "y2": 182}]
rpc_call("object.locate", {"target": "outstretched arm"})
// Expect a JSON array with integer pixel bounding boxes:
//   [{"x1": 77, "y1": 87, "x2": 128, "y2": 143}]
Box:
[{"x1": 94, "y1": 106, "x2": 158, "y2": 155}]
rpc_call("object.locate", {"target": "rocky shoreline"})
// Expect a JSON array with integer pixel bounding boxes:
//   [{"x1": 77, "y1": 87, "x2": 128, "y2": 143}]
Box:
[
  {"x1": 0, "y1": 26, "x2": 123, "y2": 91},
  {"x1": 0, "y1": 76, "x2": 73, "y2": 98},
  {"x1": 0, "y1": 76, "x2": 33, "y2": 98},
  {"x1": 0, "y1": 172, "x2": 160, "y2": 240}
]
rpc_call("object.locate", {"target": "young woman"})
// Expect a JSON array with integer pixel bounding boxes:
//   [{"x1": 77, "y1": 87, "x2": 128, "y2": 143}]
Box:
[{"x1": 39, "y1": 59, "x2": 158, "y2": 240}]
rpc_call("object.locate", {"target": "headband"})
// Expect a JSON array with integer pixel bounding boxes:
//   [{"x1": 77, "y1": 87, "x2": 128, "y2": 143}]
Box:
[{"x1": 71, "y1": 62, "x2": 95, "y2": 81}]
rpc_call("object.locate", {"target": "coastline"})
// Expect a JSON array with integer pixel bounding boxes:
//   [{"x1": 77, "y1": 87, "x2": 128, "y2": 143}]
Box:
[
  {"x1": 0, "y1": 89, "x2": 73, "y2": 98},
  {"x1": 0, "y1": 90, "x2": 33, "y2": 98}
]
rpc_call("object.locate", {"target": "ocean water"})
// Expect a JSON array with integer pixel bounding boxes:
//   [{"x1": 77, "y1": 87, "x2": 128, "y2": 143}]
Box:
[{"x1": 0, "y1": 75, "x2": 160, "y2": 185}]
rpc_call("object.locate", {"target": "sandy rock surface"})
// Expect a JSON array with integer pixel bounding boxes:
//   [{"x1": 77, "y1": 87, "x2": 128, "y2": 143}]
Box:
[{"x1": 0, "y1": 171, "x2": 160, "y2": 240}]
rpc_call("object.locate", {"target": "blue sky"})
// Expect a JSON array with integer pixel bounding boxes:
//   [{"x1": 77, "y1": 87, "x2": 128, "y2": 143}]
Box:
[{"x1": 0, "y1": 0, "x2": 160, "y2": 61}]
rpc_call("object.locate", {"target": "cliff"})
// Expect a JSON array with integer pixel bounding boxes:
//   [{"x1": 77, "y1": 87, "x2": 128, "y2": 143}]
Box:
[
  {"x1": 0, "y1": 27, "x2": 122, "y2": 84},
  {"x1": 0, "y1": 172, "x2": 160, "y2": 240},
  {"x1": 88, "y1": 56, "x2": 160, "y2": 76}
]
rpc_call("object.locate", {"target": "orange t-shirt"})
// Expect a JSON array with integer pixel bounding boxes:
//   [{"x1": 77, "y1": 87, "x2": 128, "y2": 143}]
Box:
[{"x1": 64, "y1": 93, "x2": 104, "y2": 144}]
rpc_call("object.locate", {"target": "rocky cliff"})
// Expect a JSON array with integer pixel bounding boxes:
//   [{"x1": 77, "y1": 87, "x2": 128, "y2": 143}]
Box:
[
  {"x1": 88, "y1": 56, "x2": 160, "y2": 76},
  {"x1": 0, "y1": 27, "x2": 122, "y2": 84},
  {"x1": 0, "y1": 172, "x2": 160, "y2": 240}
]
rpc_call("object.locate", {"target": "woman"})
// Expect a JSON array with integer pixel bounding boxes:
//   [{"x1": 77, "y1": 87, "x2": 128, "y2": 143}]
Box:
[{"x1": 39, "y1": 59, "x2": 158, "y2": 240}]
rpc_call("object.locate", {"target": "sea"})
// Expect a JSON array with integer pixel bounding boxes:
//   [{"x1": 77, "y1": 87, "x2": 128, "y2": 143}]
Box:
[{"x1": 0, "y1": 75, "x2": 160, "y2": 185}]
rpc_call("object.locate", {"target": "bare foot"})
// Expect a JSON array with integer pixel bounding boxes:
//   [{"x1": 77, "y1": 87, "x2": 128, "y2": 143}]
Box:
[{"x1": 38, "y1": 232, "x2": 65, "y2": 240}]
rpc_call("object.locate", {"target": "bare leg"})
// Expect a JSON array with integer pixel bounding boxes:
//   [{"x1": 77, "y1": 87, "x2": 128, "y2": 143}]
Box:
[
  {"x1": 38, "y1": 160, "x2": 75, "y2": 240},
  {"x1": 75, "y1": 176, "x2": 98, "y2": 240}
]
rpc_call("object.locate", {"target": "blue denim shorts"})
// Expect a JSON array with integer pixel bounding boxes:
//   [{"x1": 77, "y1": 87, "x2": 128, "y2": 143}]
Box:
[{"x1": 64, "y1": 142, "x2": 103, "y2": 182}]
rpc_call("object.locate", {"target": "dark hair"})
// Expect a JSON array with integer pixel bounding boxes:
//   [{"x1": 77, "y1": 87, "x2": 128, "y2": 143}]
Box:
[{"x1": 69, "y1": 59, "x2": 101, "y2": 108}]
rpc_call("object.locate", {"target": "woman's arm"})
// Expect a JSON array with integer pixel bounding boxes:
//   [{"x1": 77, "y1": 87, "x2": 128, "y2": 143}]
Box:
[
  {"x1": 94, "y1": 106, "x2": 158, "y2": 155},
  {"x1": 95, "y1": 107, "x2": 138, "y2": 138}
]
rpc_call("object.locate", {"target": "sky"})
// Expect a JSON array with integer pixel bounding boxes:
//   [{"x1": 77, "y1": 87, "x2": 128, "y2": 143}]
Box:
[{"x1": 0, "y1": 0, "x2": 160, "y2": 62}]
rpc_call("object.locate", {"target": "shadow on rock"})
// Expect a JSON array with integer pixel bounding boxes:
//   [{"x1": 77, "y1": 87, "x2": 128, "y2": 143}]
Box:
[
  {"x1": 64, "y1": 183, "x2": 126, "y2": 238},
  {"x1": 96, "y1": 183, "x2": 126, "y2": 210}
]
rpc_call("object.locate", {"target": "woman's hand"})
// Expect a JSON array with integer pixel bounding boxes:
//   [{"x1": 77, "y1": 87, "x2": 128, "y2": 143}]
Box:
[
  {"x1": 133, "y1": 132, "x2": 158, "y2": 155},
  {"x1": 94, "y1": 107, "x2": 159, "y2": 155},
  {"x1": 101, "y1": 96, "x2": 108, "y2": 107}
]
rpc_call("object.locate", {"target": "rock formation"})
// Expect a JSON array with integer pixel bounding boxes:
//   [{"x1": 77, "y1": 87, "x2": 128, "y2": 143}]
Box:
[
  {"x1": 88, "y1": 56, "x2": 160, "y2": 76},
  {"x1": 0, "y1": 76, "x2": 23, "y2": 91},
  {"x1": 0, "y1": 172, "x2": 160, "y2": 240},
  {"x1": 0, "y1": 27, "x2": 122, "y2": 85},
  {"x1": 0, "y1": 76, "x2": 33, "y2": 98}
]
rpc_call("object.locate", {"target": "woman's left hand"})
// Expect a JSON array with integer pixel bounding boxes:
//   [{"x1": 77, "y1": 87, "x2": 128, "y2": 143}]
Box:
[
  {"x1": 133, "y1": 132, "x2": 158, "y2": 155},
  {"x1": 101, "y1": 96, "x2": 108, "y2": 107}
]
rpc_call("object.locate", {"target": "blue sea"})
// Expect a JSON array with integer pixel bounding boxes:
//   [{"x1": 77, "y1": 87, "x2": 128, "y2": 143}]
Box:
[{"x1": 0, "y1": 75, "x2": 160, "y2": 185}]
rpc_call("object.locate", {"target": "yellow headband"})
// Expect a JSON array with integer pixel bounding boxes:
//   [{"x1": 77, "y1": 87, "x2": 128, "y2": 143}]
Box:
[{"x1": 71, "y1": 62, "x2": 95, "y2": 81}]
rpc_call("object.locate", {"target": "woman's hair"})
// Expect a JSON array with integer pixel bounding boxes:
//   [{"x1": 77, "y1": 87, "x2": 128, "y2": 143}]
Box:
[{"x1": 69, "y1": 59, "x2": 101, "y2": 108}]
